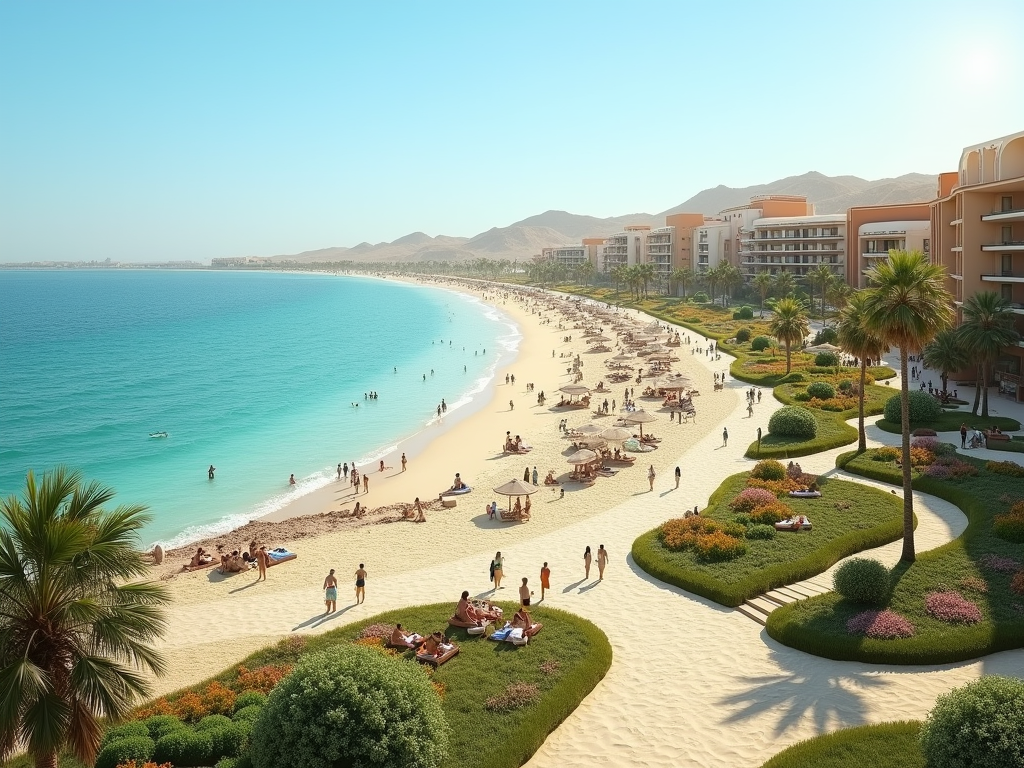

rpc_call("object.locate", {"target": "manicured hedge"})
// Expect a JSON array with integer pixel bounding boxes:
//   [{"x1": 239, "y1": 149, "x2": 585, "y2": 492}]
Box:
[
  {"x1": 883, "y1": 390, "x2": 942, "y2": 424},
  {"x1": 874, "y1": 411, "x2": 1020, "y2": 435},
  {"x1": 760, "y1": 721, "x2": 925, "y2": 768}
]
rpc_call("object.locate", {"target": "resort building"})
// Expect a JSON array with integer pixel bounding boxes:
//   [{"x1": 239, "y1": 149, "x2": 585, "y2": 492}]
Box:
[
  {"x1": 694, "y1": 221, "x2": 731, "y2": 274},
  {"x1": 738, "y1": 213, "x2": 846, "y2": 278},
  {"x1": 720, "y1": 195, "x2": 816, "y2": 271},
  {"x1": 846, "y1": 203, "x2": 931, "y2": 287},
  {"x1": 600, "y1": 225, "x2": 651, "y2": 273},
  {"x1": 645, "y1": 226, "x2": 674, "y2": 287},
  {"x1": 543, "y1": 245, "x2": 591, "y2": 270},
  {"x1": 931, "y1": 129, "x2": 1024, "y2": 400},
  {"x1": 664, "y1": 212, "x2": 710, "y2": 272}
]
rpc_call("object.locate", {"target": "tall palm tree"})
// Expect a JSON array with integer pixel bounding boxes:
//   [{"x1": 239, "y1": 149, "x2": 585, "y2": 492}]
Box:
[
  {"x1": 863, "y1": 250, "x2": 954, "y2": 563},
  {"x1": 678, "y1": 268, "x2": 695, "y2": 299},
  {"x1": 0, "y1": 468, "x2": 170, "y2": 768},
  {"x1": 959, "y1": 291, "x2": 1021, "y2": 417},
  {"x1": 705, "y1": 265, "x2": 722, "y2": 306},
  {"x1": 719, "y1": 263, "x2": 742, "y2": 307},
  {"x1": 837, "y1": 293, "x2": 890, "y2": 452},
  {"x1": 922, "y1": 328, "x2": 970, "y2": 397},
  {"x1": 773, "y1": 271, "x2": 796, "y2": 299},
  {"x1": 825, "y1": 276, "x2": 853, "y2": 324},
  {"x1": 752, "y1": 272, "x2": 773, "y2": 317},
  {"x1": 804, "y1": 265, "x2": 835, "y2": 321},
  {"x1": 610, "y1": 264, "x2": 627, "y2": 298},
  {"x1": 577, "y1": 260, "x2": 596, "y2": 287},
  {"x1": 636, "y1": 263, "x2": 655, "y2": 300},
  {"x1": 767, "y1": 297, "x2": 810, "y2": 375}
]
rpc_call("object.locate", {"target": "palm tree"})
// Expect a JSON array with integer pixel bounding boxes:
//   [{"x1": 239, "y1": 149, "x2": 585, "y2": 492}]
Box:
[
  {"x1": 767, "y1": 297, "x2": 810, "y2": 375},
  {"x1": 577, "y1": 260, "x2": 596, "y2": 287},
  {"x1": 704, "y1": 265, "x2": 722, "y2": 306},
  {"x1": 752, "y1": 272, "x2": 773, "y2": 317},
  {"x1": 922, "y1": 328, "x2": 970, "y2": 397},
  {"x1": 610, "y1": 264, "x2": 627, "y2": 298},
  {"x1": 959, "y1": 291, "x2": 1021, "y2": 417},
  {"x1": 0, "y1": 467, "x2": 170, "y2": 768},
  {"x1": 825, "y1": 276, "x2": 852, "y2": 322},
  {"x1": 636, "y1": 263, "x2": 655, "y2": 300},
  {"x1": 862, "y1": 250, "x2": 954, "y2": 563},
  {"x1": 837, "y1": 293, "x2": 890, "y2": 452},
  {"x1": 804, "y1": 264, "x2": 836, "y2": 321},
  {"x1": 773, "y1": 271, "x2": 796, "y2": 299},
  {"x1": 719, "y1": 263, "x2": 742, "y2": 307}
]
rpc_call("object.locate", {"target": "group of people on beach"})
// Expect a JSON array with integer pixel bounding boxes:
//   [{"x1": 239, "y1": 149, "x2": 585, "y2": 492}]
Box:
[{"x1": 322, "y1": 564, "x2": 367, "y2": 613}]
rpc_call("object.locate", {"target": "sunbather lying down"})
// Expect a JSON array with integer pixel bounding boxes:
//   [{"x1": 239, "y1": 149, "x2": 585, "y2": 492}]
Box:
[
  {"x1": 390, "y1": 624, "x2": 423, "y2": 647},
  {"x1": 453, "y1": 591, "x2": 501, "y2": 626},
  {"x1": 420, "y1": 632, "x2": 455, "y2": 657}
]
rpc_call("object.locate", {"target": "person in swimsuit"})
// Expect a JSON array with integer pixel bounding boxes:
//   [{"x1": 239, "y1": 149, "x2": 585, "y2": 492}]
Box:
[
  {"x1": 414, "y1": 497, "x2": 426, "y2": 522},
  {"x1": 391, "y1": 623, "x2": 422, "y2": 647},
  {"x1": 354, "y1": 563, "x2": 367, "y2": 604},
  {"x1": 323, "y1": 569, "x2": 337, "y2": 614},
  {"x1": 401, "y1": 453, "x2": 407, "y2": 472},
  {"x1": 584, "y1": 546, "x2": 592, "y2": 579},
  {"x1": 519, "y1": 577, "x2": 533, "y2": 606},
  {"x1": 289, "y1": 474, "x2": 296, "y2": 485},
  {"x1": 540, "y1": 562, "x2": 550, "y2": 601},
  {"x1": 491, "y1": 551, "x2": 504, "y2": 589},
  {"x1": 597, "y1": 544, "x2": 608, "y2": 580},
  {"x1": 208, "y1": 465, "x2": 216, "y2": 480},
  {"x1": 255, "y1": 546, "x2": 269, "y2": 581}
]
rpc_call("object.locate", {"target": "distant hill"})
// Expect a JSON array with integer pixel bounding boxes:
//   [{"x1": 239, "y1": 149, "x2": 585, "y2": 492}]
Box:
[{"x1": 268, "y1": 170, "x2": 938, "y2": 263}]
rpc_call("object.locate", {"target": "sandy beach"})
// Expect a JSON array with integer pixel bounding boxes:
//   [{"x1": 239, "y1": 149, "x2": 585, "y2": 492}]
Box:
[{"x1": 148, "y1": 280, "x2": 1024, "y2": 768}]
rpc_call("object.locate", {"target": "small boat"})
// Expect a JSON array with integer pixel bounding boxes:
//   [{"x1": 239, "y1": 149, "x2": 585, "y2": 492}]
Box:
[{"x1": 149, "y1": 431, "x2": 168, "y2": 438}]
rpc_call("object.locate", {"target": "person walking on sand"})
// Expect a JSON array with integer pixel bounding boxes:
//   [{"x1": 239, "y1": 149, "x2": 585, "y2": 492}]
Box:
[
  {"x1": 648, "y1": 464, "x2": 656, "y2": 491},
  {"x1": 414, "y1": 496, "x2": 426, "y2": 522},
  {"x1": 343, "y1": 462, "x2": 349, "y2": 480},
  {"x1": 354, "y1": 564, "x2": 367, "y2": 604},
  {"x1": 584, "y1": 546, "x2": 592, "y2": 579},
  {"x1": 337, "y1": 463, "x2": 342, "y2": 480},
  {"x1": 597, "y1": 544, "x2": 608, "y2": 580},
  {"x1": 401, "y1": 453, "x2": 407, "y2": 472},
  {"x1": 532, "y1": 466, "x2": 539, "y2": 485},
  {"x1": 510, "y1": 399, "x2": 514, "y2": 411},
  {"x1": 363, "y1": 474, "x2": 369, "y2": 493},
  {"x1": 255, "y1": 546, "x2": 269, "y2": 582},
  {"x1": 519, "y1": 577, "x2": 533, "y2": 607},
  {"x1": 674, "y1": 466, "x2": 681, "y2": 489},
  {"x1": 540, "y1": 562, "x2": 550, "y2": 601},
  {"x1": 491, "y1": 551, "x2": 505, "y2": 589},
  {"x1": 524, "y1": 466, "x2": 530, "y2": 482},
  {"x1": 323, "y1": 569, "x2": 338, "y2": 614},
  {"x1": 747, "y1": 402, "x2": 754, "y2": 418},
  {"x1": 722, "y1": 427, "x2": 729, "y2": 447}
]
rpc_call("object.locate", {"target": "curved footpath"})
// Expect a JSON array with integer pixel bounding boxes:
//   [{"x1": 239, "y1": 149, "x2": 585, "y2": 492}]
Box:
[{"x1": 151, "y1": 301, "x2": 1024, "y2": 768}]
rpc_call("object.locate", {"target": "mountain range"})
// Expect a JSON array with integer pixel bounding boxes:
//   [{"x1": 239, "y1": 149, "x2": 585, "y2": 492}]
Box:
[{"x1": 269, "y1": 171, "x2": 937, "y2": 264}]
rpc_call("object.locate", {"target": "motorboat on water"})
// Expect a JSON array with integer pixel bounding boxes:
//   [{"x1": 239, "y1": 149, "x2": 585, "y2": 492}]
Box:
[{"x1": 149, "y1": 431, "x2": 168, "y2": 438}]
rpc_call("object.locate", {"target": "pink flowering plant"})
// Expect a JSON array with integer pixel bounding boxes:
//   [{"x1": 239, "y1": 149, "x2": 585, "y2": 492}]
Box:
[
  {"x1": 728, "y1": 487, "x2": 776, "y2": 514},
  {"x1": 846, "y1": 609, "x2": 915, "y2": 639},
  {"x1": 925, "y1": 591, "x2": 983, "y2": 624},
  {"x1": 979, "y1": 553, "x2": 1022, "y2": 573}
]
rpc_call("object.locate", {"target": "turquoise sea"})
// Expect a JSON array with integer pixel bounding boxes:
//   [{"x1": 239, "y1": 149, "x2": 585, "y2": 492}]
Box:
[{"x1": 0, "y1": 270, "x2": 516, "y2": 546}]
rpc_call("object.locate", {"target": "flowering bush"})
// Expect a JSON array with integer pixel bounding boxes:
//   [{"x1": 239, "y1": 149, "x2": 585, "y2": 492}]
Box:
[
  {"x1": 909, "y1": 446, "x2": 936, "y2": 466},
  {"x1": 925, "y1": 591, "x2": 983, "y2": 624},
  {"x1": 872, "y1": 446, "x2": 901, "y2": 462},
  {"x1": 924, "y1": 459, "x2": 979, "y2": 480},
  {"x1": 660, "y1": 516, "x2": 721, "y2": 550},
  {"x1": 357, "y1": 622, "x2": 394, "y2": 640},
  {"x1": 746, "y1": 475, "x2": 813, "y2": 495},
  {"x1": 1011, "y1": 571, "x2": 1024, "y2": 597},
  {"x1": 748, "y1": 501, "x2": 793, "y2": 525},
  {"x1": 813, "y1": 395, "x2": 859, "y2": 412},
  {"x1": 986, "y1": 460, "x2": 1024, "y2": 478},
  {"x1": 113, "y1": 762, "x2": 172, "y2": 768},
  {"x1": 729, "y1": 487, "x2": 777, "y2": 513},
  {"x1": 750, "y1": 459, "x2": 786, "y2": 481},
  {"x1": 979, "y1": 553, "x2": 1022, "y2": 573},
  {"x1": 692, "y1": 530, "x2": 747, "y2": 562},
  {"x1": 920, "y1": 676, "x2": 1024, "y2": 768},
  {"x1": 993, "y1": 502, "x2": 1024, "y2": 543},
  {"x1": 846, "y1": 609, "x2": 915, "y2": 639},
  {"x1": 234, "y1": 664, "x2": 292, "y2": 694},
  {"x1": 959, "y1": 576, "x2": 989, "y2": 594}
]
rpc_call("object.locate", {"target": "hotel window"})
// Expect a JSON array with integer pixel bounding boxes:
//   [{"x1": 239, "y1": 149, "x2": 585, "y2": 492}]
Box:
[
  {"x1": 1002, "y1": 196, "x2": 1014, "y2": 212},
  {"x1": 923, "y1": 238, "x2": 930, "y2": 254},
  {"x1": 1003, "y1": 226, "x2": 1013, "y2": 244},
  {"x1": 1003, "y1": 254, "x2": 1013, "y2": 275},
  {"x1": 1002, "y1": 285, "x2": 1013, "y2": 302}
]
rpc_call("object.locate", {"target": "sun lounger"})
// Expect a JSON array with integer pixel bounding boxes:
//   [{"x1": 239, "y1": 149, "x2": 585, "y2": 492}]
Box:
[
  {"x1": 488, "y1": 622, "x2": 543, "y2": 645},
  {"x1": 788, "y1": 491, "x2": 821, "y2": 498},
  {"x1": 416, "y1": 644, "x2": 460, "y2": 667},
  {"x1": 267, "y1": 548, "x2": 297, "y2": 567},
  {"x1": 386, "y1": 634, "x2": 426, "y2": 650},
  {"x1": 774, "y1": 517, "x2": 812, "y2": 531},
  {"x1": 448, "y1": 616, "x2": 485, "y2": 630}
]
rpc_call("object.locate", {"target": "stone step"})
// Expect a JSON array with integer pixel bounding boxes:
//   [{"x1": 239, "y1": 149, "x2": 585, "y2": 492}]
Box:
[
  {"x1": 763, "y1": 590, "x2": 798, "y2": 605},
  {"x1": 772, "y1": 586, "x2": 808, "y2": 602},
  {"x1": 744, "y1": 597, "x2": 779, "y2": 616},
  {"x1": 783, "y1": 583, "x2": 823, "y2": 599},
  {"x1": 735, "y1": 603, "x2": 767, "y2": 625}
]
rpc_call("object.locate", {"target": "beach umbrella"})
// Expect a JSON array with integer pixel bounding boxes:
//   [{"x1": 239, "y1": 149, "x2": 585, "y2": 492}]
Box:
[
  {"x1": 566, "y1": 448, "x2": 597, "y2": 465},
  {"x1": 574, "y1": 423, "x2": 604, "y2": 435},
  {"x1": 559, "y1": 384, "x2": 591, "y2": 396},
  {"x1": 600, "y1": 426, "x2": 633, "y2": 441},
  {"x1": 623, "y1": 409, "x2": 658, "y2": 438},
  {"x1": 653, "y1": 378, "x2": 686, "y2": 391},
  {"x1": 588, "y1": 335, "x2": 612, "y2": 343},
  {"x1": 579, "y1": 437, "x2": 607, "y2": 450},
  {"x1": 492, "y1": 478, "x2": 540, "y2": 517}
]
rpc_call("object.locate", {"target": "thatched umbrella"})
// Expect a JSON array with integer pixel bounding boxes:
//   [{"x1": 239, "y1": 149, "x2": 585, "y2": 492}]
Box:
[
  {"x1": 559, "y1": 384, "x2": 591, "y2": 396},
  {"x1": 566, "y1": 449, "x2": 598, "y2": 465},
  {"x1": 492, "y1": 478, "x2": 540, "y2": 516},
  {"x1": 623, "y1": 409, "x2": 659, "y2": 438},
  {"x1": 600, "y1": 426, "x2": 634, "y2": 445},
  {"x1": 588, "y1": 335, "x2": 612, "y2": 344},
  {"x1": 574, "y1": 423, "x2": 604, "y2": 435}
]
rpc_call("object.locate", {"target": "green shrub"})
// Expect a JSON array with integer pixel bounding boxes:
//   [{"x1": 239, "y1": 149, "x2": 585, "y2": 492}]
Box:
[
  {"x1": 751, "y1": 335, "x2": 772, "y2": 352},
  {"x1": 691, "y1": 291, "x2": 709, "y2": 303},
  {"x1": 142, "y1": 714, "x2": 188, "y2": 741},
  {"x1": 751, "y1": 459, "x2": 786, "y2": 481},
  {"x1": 197, "y1": 714, "x2": 234, "y2": 732},
  {"x1": 813, "y1": 327, "x2": 838, "y2": 345},
  {"x1": 986, "y1": 460, "x2": 1024, "y2": 477},
  {"x1": 100, "y1": 721, "x2": 150, "y2": 750},
  {"x1": 768, "y1": 406, "x2": 817, "y2": 438},
  {"x1": 732, "y1": 514, "x2": 751, "y2": 526},
  {"x1": 806, "y1": 381, "x2": 836, "y2": 400},
  {"x1": 919, "y1": 676, "x2": 1024, "y2": 768},
  {"x1": 154, "y1": 728, "x2": 214, "y2": 767},
  {"x1": 208, "y1": 722, "x2": 249, "y2": 762},
  {"x1": 216, "y1": 757, "x2": 253, "y2": 768},
  {"x1": 722, "y1": 521, "x2": 747, "y2": 538},
  {"x1": 814, "y1": 351, "x2": 840, "y2": 367},
  {"x1": 746, "y1": 524, "x2": 777, "y2": 540},
  {"x1": 993, "y1": 503, "x2": 1024, "y2": 543},
  {"x1": 251, "y1": 644, "x2": 450, "y2": 768},
  {"x1": 735, "y1": 328, "x2": 751, "y2": 343},
  {"x1": 838, "y1": 379, "x2": 853, "y2": 392},
  {"x1": 95, "y1": 735, "x2": 155, "y2": 768},
  {"x1": 793, "y1": 392, "x2": 811, "y2": 401},
  {"x1": 233, "y1": 691, "x2": 268, "y2": 712},
  {"x1": 883, "y1": 390, "x2": 942, "y2": 424},
  {"x1": 833, "y1": 558, "x2": 890, "y2": 605},
  {"x1": 734, "y1": 306, "x2": 754, "y2": 320},
  {"x1": 782, "y1": 372, "x2": 806, "y2": 383},
  {"x1": 232, "y1": 704, "x2": 264, "y2": 723}
]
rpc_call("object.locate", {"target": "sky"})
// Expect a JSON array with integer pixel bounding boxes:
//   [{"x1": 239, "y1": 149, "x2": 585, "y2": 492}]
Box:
[{"x1": 1, "y1": 0, "x2": 1023, "y2": 262}]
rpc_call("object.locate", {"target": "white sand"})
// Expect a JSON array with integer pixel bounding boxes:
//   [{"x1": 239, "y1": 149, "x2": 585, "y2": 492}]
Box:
[{"x1": 149, "y1": 283, "x2": 1024, "y2": 768}]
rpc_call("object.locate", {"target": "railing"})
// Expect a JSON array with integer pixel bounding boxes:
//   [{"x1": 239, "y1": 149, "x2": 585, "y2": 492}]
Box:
[{"x1": 984, "y1": 241, "x2": 1024, "y2": 247}]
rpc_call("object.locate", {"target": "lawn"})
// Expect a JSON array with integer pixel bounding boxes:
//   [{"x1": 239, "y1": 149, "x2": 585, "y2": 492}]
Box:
[
  {"x1": 745, "y1": 382, "x2": 894, "y2": 460},
  {"x1": 874, "y1": 410, "x2": 1020, "y2": 434},
  {"x1": 11, "y1": 603, "x2": 611, "y2": 768},
  {"x1": 760, "y1": 721, "x2": 925, "y2": 768},
  {"x1": 766, "y1": 449, "x2": 1024, "y2": 664},
  {"x1": 631, "y1": 471, "x2": 904, "y2": 607}
]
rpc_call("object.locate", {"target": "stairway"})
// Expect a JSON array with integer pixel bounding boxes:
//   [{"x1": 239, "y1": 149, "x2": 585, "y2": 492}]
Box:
[{"x1": 735, "y1": 578, "x2": 832, "y2": 625}]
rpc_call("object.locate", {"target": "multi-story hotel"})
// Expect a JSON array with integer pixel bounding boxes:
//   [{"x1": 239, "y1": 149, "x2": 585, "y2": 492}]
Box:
[
  {"x1": 931, "y1": 129, "x2": 1024, "y2": 400},
  {"x1": 694, "y1": 220, "x2": 729, "y2": 273},
  {"x1": 645, "y1": 226, "x2": 674, "y2": 287},
  {"x1": 846, "y1": 203, "x2": 931, "y2": 287},
  {"x1": 739, "y1": 213, "x2": 846, "y2": 278},
  {"x1": 599, "y1": 225, "x2": 651, "y2": 273}
]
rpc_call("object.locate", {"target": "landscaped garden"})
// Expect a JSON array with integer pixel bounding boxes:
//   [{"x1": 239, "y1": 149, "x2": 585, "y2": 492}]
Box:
[
  {"x1": 873, "y1": 389, "x2": 1020, "y2": 435},
  {"x1": 11, "y1": 603, "x2": 611, "y2": 768},
  {"x1": 631, "y1": 461, "x2": 904, "y2": 606},
  {"x1": 765, "y1": 442, "x2": 1024, "y2": 664}
]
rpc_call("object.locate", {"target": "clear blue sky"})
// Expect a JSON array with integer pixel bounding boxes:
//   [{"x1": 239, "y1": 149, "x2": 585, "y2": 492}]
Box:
[{"x1": 2, "y1": 0, "x2": 1022, "y2": 262}]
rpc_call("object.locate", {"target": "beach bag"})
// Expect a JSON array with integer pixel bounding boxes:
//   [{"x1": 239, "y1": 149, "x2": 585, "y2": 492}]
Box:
[{"x1": 489, "y1": 561, "x2": 495, "y2": 582}]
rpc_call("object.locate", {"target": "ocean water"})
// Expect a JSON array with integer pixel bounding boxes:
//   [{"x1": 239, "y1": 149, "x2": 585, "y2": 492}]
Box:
[{"x1": 0, "y1": 270, "x2": 517, "y2": 546}]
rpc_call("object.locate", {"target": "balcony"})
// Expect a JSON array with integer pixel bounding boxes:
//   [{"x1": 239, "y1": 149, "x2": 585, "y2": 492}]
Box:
[
  {"x1": 981, "y1": 273, "x2": 1024, "y2": 283},
  {"x1": 982, "y1": 208, "x2": 1024, "y2": 223},
  {"x1": 982, "y1": 241, "x2": 1024, "y2": 251}
]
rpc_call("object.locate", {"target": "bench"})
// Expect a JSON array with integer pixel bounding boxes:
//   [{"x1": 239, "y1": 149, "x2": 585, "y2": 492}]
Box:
[{"x1": 985, "y1": 431, "x2": 1011, "y2": 444}]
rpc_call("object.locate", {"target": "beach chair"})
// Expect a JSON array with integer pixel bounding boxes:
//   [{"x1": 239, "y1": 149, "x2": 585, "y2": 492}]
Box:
[
  {"x1": 416, "y1": 643, "x2": 460, "y2": 667},
  {"x1": 386, "y1": 634, "x2": 426, "y2": 651}
]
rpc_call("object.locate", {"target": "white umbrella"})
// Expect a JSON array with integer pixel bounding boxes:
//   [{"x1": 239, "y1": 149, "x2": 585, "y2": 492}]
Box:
[
  {"x1": 492, "y1": 478, "x2": 540, "y2": 496},
  {"x1": 623, "y1": 409, "x2": 658, "y2": 438},
  {"x1": 566, "y1": 449, "x2": 598, "y2": 465},
  {"x1": 600, "y1": 426, "x2": 633, "y2": 441},
  {"x1": 559, "y1": 384, "x2": 591, "y2": 396}
]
